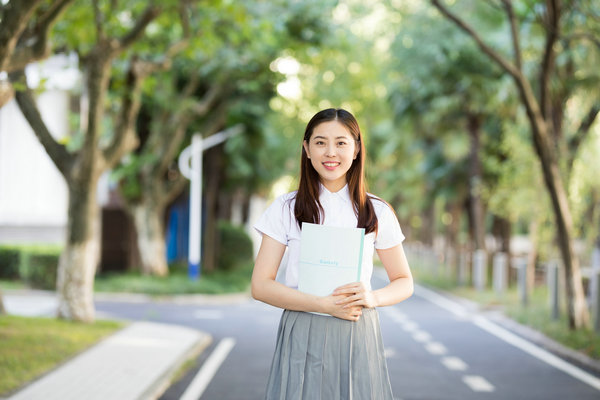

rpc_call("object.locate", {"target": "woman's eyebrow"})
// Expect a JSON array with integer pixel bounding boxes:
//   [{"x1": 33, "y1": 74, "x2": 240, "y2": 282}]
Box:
[{"x1": 312, "y1": 135, "x2": 351, "y2": 140}]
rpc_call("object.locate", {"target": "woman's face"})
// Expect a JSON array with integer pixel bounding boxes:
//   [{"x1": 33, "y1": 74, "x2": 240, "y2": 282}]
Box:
[{"x1": 303, "y1": 120, "x2": 359, "y2": 192}]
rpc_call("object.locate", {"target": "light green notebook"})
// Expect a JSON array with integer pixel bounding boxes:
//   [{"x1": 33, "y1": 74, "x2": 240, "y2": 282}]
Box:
[{"x1": 298, "y1": 222, "x2": 365, "y2": 297}]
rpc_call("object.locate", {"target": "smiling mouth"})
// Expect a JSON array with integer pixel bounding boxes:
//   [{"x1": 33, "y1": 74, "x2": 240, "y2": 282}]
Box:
[{"x1": 322, "y1": 162, "x2": 340, "y2": 170}]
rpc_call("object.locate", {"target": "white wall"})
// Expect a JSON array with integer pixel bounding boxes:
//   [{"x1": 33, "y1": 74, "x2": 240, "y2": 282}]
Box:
[{"x1": 0, "y1": 92, "x2": 69, "y2": 226}]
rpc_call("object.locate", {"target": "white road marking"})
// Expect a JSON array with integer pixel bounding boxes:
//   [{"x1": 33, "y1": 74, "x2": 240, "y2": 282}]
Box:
[
  {"x1": 384, "y1": 307, "x2": 408, "y2": 322},
  {"x1": 412, "y1": 330, "x2": 432, "y2": 343},
  {"x1": 401, "y1": 321, "x2": 419, "y2": 332},
  {"x1": 415, "y1": 284, "x2": 600, "y2": 392},
  {"x1": 462, "y1": 375, "x2": 495, "y2": 392},
  {"x1": 384, "y1": 347, "x2": 396, "y2": 358},
  {"x1": 180, "y1": 337, "x2": 236, "y2": 400},
  {"x1": 441, "y1": 356, "x2": 468, "y2": 371},
  {"x1": 193, "y1": 310, "x2": 224, "y2": 319},
  {"x1": 425, "y1": 341, "x2": 448, "y2": 355}
]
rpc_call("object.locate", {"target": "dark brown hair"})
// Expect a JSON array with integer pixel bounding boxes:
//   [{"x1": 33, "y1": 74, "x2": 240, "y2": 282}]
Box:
[{"x1": 294, "y1": 108, "x2": 378, "y2": 234}]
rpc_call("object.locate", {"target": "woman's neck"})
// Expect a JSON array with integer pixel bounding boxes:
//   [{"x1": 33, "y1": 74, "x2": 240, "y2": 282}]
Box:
[{"x1": 321, "y1": 179, "x2": 347, "y2": 193}]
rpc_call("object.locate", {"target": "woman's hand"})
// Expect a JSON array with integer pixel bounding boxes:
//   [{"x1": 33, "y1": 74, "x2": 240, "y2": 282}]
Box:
[
  {"x1": 332, "y1": 282, "x2": 379, "y2": 309},
  {"x1": 320, "y1": 293, "x2": 363, "y2": 321}
]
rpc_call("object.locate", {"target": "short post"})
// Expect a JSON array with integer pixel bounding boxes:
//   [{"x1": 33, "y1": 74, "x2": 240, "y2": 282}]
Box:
[
  {"x1": 547, "y1": 260, "x2": 560, "y2": 320},
  {"x1": 590, "y1": 247, "x2": 600, "y2": 315},
  {"x1": 493, "y1": 252, "x2": 507, "y2": 295},
  {"x1": 516, "y1": 257, "x2": 528, "y2": 306},
  {"x1": 445, "y1": 247, "x2": 456, "y2": 280},
  {"x1": 430, "y1": 249, "x2": 439, "y2": 278},
  {"x1": 473, "y1": 249, "x2": 487, "y2": 291},
  {"x1": 594, "y1": 270, "x2": 600, "y2": 333},
  {"x1": 458, "y1": 251, "x2": 468, "y2": 286},
  {"x1": 592, "y1": 247, "x2": 600, "y2": 333}
]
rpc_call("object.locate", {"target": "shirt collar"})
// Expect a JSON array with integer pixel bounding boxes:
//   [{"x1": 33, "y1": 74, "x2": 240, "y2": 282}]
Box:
[{"x1": 320, "y1": 183, "x2": 352, "y2": 204}]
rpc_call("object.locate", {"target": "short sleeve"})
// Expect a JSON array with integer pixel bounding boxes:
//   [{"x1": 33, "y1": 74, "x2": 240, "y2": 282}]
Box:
[
  {"x1": 374, "y1": 203, "x2": 405, "y2": 250},
  {"x1": 253, "y1": 194, "x2": 293, "y2": 246}
]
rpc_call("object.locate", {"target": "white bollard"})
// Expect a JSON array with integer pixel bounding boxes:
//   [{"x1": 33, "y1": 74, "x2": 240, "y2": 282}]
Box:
[
  {"x1": 473, "y1": 249, "x2": 487, "y2": 291},
  {"x1": 458, "y1": 251, "x2": 468, "y2": 286},
  {"x1": 590, "y1": 248, "x2": 600, "y2": 315},
  {"x1": 546, "y1": 260, "x2": 560, "y2": 320},
  {"x1": 493, "y1": 252, "x2": 508, "y2": 294},
  {"x1": 516, "y1": 257, "x2": 528, "y2": 306}
]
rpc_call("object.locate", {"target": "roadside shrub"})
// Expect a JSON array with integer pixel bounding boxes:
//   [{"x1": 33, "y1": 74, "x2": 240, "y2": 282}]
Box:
[
  {"x1": 0, "y1": 246, "x2": 21, "y2": 279},
  {"x1": 217, "y1": 221, "x2": 253, "y2": 271},
  {"x1": 0, "y1": 245, "x2": 61, "y2": 289},
  {"x1": 27, "y1": 252, "x2": 60, "y2": 290}
]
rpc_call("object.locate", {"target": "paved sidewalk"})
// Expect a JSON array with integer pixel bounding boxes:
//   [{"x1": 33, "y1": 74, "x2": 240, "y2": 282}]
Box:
[{"x1": 3, "y1": 293, "x2": 212, "y2": 400}]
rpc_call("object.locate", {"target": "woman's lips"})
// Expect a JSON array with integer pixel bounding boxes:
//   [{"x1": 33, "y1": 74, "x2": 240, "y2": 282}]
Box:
[{"x1": 322, "y1": 162, "x2": 340, "y2": 171}]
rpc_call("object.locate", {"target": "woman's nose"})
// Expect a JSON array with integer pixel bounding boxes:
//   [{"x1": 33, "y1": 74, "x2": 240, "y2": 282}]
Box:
[{"x1": 325, "y1": 144, "x2": 336, "y2": 156}]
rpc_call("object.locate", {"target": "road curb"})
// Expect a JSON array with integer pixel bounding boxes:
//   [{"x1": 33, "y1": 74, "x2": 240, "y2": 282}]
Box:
[{"x1": 143, "y1": 329, "x2": 213, "y2": 400}]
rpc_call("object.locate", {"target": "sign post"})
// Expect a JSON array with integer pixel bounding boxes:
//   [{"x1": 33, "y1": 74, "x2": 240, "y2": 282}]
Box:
[{"x1": 178, "y1": 125, "x2": 243, "y2": 280}]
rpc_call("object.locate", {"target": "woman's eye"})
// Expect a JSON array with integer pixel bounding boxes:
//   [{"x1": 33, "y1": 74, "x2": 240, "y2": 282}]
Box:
[
  {"x1": 315, "y1": 141, "x2": 325, "y2": 145},
  {"x1": 337, "y1": 141, "x2": 347, "y2": 146}
]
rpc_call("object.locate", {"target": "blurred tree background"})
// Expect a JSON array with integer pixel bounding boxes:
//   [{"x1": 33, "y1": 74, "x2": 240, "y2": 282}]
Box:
[{"x1": 1, "y1": 0, "x2": 599, "y2": 332}]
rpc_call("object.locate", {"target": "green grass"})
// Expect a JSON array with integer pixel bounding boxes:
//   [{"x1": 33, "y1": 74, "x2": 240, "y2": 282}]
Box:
[
  {"x1": 94, "y1": 262, "x2": 254, "y2": 296},
  {"x1": 0, "y1": 280, "x2": 29, "y2": 290},
  {"x1": 410, "y1": 262, "x2": 600, "y2": 361},
  {"x1": 0, "y1": 315, "x2": 123, "y2": 396}
]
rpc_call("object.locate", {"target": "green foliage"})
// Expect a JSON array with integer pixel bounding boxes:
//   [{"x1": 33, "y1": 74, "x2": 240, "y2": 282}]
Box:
[
  {"x1": 0, "y1": 246, "x2": 20, "y2": 280},
  {"x1": 0, "y1": 245, "x2": 61, "y2": 290},
  {"x1": 95, "y1": 261, "x2": 253, "y2": 295},
  {"x1": 217, "y1": 221, "x2": 253, "y2": 271}
]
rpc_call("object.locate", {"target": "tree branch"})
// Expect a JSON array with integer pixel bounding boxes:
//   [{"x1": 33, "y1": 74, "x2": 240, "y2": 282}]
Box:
[
  {"x1": 10, "y1": 70, "x2": 73, "y2": 177},
  {"x1": 163, "y1": 170, "x2": 188, "y2": 208},
  {"x1": 155, "y1": 83, "x2": 224, "y2": 177},
  {"x1": 7, "y1": 0, "x2": 74, "y2": 72},
  {"x1": 0, "y1": 0, "x2": 44, "y2": 71},
  {"x1": 500, "y1": 0, "x2": 523, "y2": 70},
  {"x1": 430, "y1": 0, "x2": 522, "y2": 80},
  {"x1": 568, "y1": 104, "x2": 600, "y2": 169},
  {"x1": 117, "y1": 5, "x2": 162, "y2": 53},
  {"x1": 92, "y1": 0, "x2": 105, "y2": 42},
  {"x1": 102, "y1": 59, "x2": 145, "y2": 168},
  {"x1": 539, "y1": 0, "x2": 561, "y2": 121}
]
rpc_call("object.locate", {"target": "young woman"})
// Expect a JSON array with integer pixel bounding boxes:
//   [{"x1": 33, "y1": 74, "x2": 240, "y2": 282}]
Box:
[{"x1": 252, "y1": 108, "x2": 413, "y2": 399}]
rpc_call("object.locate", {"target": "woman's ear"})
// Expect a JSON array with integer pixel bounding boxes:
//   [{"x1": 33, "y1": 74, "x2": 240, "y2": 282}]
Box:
[
  {"x1": 303, "y1": 140, "x2": 311, "y2": 159},
  {"x1": 353, "y1": 143, "x2": 360, "y2": 160}
]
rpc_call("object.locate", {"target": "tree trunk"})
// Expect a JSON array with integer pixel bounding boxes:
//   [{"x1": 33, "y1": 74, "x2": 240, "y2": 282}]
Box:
[
  {"x1": 516, "y1": 79, "x2": 590, "y2": 329},
  {"x1": 430, "y1": 0, "x2": 590, "y2": 328},
  {"x1": 56, "y1": 179, "x2": 100, "y2": 323},
  {"x1": 131, "y1": 201, "x2": 168, "y2": 276},
  {"x1": 467, "y1": 113, "x2": 486, "y2": 252},
  {"x1": 0, "y1": 291, "x2": 5, "y2": 314},
  {"x1": 527, "y1": 219, "x2": 538, "y2": 294},
  {"x1": 422, "y1": 200, "x2": 435, "y2": 246},
  {"x1": 203, "y1": 145, "x2": 224, "y2": 273}
]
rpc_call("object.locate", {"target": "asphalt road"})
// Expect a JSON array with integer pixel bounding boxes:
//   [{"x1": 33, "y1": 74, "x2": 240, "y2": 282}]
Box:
[{"x1": 95, "y1": 274, "x2": 600, "y2": 400}]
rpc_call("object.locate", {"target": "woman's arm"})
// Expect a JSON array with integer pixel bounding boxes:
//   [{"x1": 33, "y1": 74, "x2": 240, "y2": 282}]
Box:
[
  {"x1": 251, "y1": 234, "x2": 363, "y2": 321},
  {"x1": 333, "y1": 243, "x2": 414, "y2": 308}
]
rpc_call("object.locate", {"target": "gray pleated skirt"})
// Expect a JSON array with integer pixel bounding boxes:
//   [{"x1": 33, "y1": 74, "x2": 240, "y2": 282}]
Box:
[{"x1": 265, "y1": 308, "x2": 394, "y2": 400}]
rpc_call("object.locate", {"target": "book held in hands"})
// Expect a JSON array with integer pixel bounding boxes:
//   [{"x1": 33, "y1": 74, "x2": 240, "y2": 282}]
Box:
[{"x1": 298, "y1": 223, "x2": 365, "y2": 298}]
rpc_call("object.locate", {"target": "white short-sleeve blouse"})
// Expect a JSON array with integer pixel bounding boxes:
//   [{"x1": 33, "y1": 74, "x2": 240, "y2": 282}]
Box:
[{"x1": 254, "y1": 184, "x2": 405, "y2": 290}]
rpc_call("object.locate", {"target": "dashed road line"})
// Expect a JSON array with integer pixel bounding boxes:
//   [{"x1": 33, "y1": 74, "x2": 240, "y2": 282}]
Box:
[
  {"x1": 193, "y1": 310, "x2": 224, "y2": 319},
  {"x1": 441, "y1": 356, "x2": 468, "y2": 371},
  {"x1": 180, "y1": 337, "x2": 236, "y2": 400},
  {"x1": 425, "y1": 341, "x2": 448, "y2": 355},
  {"x1": 415, "y1": 284, "x2": 600, "y2": 392},
  {"x1": 462, "y1": 375, "x2": 495, "y2": 392},
  {"x1": 401, "y1": 321, "x2": 419, "y2": 332},
  {"x1": 412, "y1": 330, "x2": 431, "y2": 343}
]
